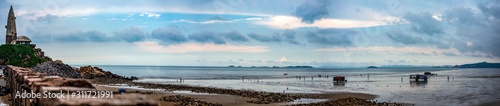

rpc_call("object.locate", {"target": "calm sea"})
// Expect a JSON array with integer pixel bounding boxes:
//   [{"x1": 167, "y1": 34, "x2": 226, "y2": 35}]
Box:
[
  {"x1": 88, "y1": 65, "x2": 456, "y2": 79},
  {"x1": 89, "y1": 65, "x2": 500, "y2": 106}
]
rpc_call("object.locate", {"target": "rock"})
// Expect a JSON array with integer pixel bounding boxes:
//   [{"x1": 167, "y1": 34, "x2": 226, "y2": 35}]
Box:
[
  {"x1": 160, "y1": 95, "x2": 222, "y2": 106},
  {"x1": 292, "y1": 97, "x2": 408, "y2": 106},
  {"x1": 31, "y1": 61, "x2": 81, "y2": 78},
  {"x1": 54, "y1": 60, "x2": 64, "y2": 64},
  {"x1": 76, "y1": 65, "x2": 135, "y2": 81}
]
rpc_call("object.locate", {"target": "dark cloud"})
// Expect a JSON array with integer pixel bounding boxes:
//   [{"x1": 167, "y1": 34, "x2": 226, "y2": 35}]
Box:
[
  {"x1": 31, "y1": 30, "x2": 113, "y2": 43},
  {"x1": 441, "y1": 8, "x2": 479, "y2": 25},
  {"x1": 442, "y1": 3, "x2": 500, "y2": 58},
  {"x1": 245, "y1": 30, "x2": 300, "y2": 44},
  {"x1": 247, "y1": 33, "x2": 282, "y2": 42},
  {"x1": 282, "y1": 29, "x2": 300, "y2": 44},
  {"x1": 222, "y1": 31, "x2": 248, "y2": 42},
  {"x1": 292, "y1": 0, "x2": 330, "y2": 23},
  {"x1": 113, "y1": 27, "x2": 147, "y2": 42},
  {"x1": 188, "y1": 31, "x2": 226, "y2": 44},
  {"x1": 151, "y1": 28, "x2": 188, "y2": 45},
  {"x1": 442, "y1": 52, "x2": 458, "y2": 56},
  {"x1": 386, "y1": 30, "x2": 423, "y2": 45},
  {"x1": 404, "y1": 12, "x2": 444, "y2": 35},
  {"x1": 306, "y1": 28, "x2": 354, "y2": 46},
  {"x1": 478, "y1": 1, "x2": 500, "y2": 19},
  {"x1": 407, "y1": 52, "x2": 430, "y2": 56}
]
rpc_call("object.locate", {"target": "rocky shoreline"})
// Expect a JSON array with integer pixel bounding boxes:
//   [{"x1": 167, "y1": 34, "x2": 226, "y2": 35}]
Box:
[{"x1": 292, "y1": 97, "x2": 408, "y2": 106}]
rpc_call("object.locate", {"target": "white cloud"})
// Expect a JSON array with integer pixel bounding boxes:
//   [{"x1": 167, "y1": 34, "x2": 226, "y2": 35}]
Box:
[
  {"x1": 16, "y1": 8, "x2": 98, "y2": 19},
  {"x1": 136, "y1": 41, "x2": 268, "y2": 53},
  {"x1": 315, "y1": 46, "x2": 461, "y2": 55},
  {"x1": 142, "y1": 12, "x2": 161, "y2": 18},
  {"x1": 170, "y1": 17, "x2": 262, "y2": 24},
  {"x1": 254, "y1": 15, "x2": 400, "y2": 29},
  {"x1": 106, "y1": 18, "x2": 127, "y2": 21}
]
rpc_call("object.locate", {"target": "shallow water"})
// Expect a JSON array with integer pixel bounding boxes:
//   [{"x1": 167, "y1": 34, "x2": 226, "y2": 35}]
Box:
[{"x1": 98, "y1": 66, "x2": 500, "y2": 106}]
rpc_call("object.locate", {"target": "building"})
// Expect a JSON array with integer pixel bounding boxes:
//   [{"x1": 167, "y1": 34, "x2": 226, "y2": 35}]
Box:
[
  {"x1": 4, "y1": 5, "x2": 43, "y2": 56},
  {"x1": 5, "y1": 5, "x2": 34, "y2": 46}
]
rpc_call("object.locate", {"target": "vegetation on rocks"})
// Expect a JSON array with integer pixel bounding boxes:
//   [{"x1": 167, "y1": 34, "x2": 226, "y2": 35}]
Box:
[{"x1": 0, "y1": 44, "x2": 51, "y2": 67}]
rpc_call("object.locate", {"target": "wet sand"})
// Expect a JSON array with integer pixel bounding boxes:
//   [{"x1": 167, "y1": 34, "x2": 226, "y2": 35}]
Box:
[{"x1": 95, "y1": 85, "x2": 381, "y2": 106}]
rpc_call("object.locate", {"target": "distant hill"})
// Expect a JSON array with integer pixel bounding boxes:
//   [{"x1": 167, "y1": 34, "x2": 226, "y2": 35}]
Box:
[
  {"x1": 284, "y1": 66, "x2": 313, "y2": 68},
  {"x1": 454, "y1": 62, "x2": 500, "y2": 68},
  {"x1": 0, "y1": 44, "x2": 52, "y2": 67},
  {"x1": 379, "y1": 65, "x2": 431, "y2": 68}
]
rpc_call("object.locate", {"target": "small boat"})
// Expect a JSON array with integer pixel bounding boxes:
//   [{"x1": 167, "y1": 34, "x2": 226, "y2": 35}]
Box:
[
  {"x1": 424, "y1": 72, "x2": 437, "y2": 76},
  {"x1": 283, "y1": 73, "x2": 288, "y2": 75}
]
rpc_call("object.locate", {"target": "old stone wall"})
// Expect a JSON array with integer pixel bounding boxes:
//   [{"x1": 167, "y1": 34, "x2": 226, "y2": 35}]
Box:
[{"x1": 3, "y1": 65, "x2": 157, "y2": 106}]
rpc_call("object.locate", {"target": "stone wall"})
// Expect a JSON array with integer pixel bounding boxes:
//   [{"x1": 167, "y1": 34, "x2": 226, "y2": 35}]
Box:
[{"x1": 3, "y1": 65, "x2": 157, "y2": 106}]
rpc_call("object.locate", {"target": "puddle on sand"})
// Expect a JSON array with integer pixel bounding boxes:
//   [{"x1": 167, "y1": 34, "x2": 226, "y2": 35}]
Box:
[
  {"x1": 171, "y1": 90, "x2": 218, "y2": 95},
  {"x1": 289, "y1": 98, "x2": 329, "y2": 104}
]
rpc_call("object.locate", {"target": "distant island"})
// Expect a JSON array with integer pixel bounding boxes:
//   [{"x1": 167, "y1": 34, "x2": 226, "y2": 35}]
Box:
[
  {"x1": 453, "y1": 62, "x2": 500, "y2": 68},
  {"x1": 231, "y1": 62, "x2": 500, "y2": 69},
  {"x1": 284, "y1": 66, "x2": 314, "y2": 68},
  {"x1": 228, "y1": 65, "x2": 313, "y2": 68}
]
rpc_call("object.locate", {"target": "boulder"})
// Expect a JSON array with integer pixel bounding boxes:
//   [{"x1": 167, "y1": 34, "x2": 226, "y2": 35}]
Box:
[{"x1": 76, "y1": 65, "x2": 137, "y2": 80}]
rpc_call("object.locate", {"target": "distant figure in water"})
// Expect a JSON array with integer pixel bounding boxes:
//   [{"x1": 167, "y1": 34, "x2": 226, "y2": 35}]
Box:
[
  {"x1": 448, "y1": 76, "x2": 450, "y2": 81},
  {"x1": 311, "y1": 77, "x2": 313, "y2": 80},
  {"x1": 119, "y1": 88, "x2": 126, "y2": 93}
]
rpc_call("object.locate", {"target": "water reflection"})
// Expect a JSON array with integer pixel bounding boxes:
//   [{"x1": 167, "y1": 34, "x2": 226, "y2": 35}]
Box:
[
  {"x1": 333, "y1": 82, "x2": 346, "y2": 86},
  {"x1": 410, "y1": 81, "x2": 428, "y2": 87}
]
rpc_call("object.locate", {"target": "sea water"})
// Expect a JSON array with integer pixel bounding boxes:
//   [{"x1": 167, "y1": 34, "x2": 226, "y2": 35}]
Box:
[{"x1": 94, "y1": 66, "x2": 500, "y2": 106}]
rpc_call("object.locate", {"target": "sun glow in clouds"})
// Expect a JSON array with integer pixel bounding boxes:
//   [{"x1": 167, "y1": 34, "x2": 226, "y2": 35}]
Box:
[
  {"x1": 136, "y1": 41, "x2": 268, "y2": 53},
  {"x1": 279, "y1": 56, "x2": 287, "y2": 63},
  {"x1": 255, "y1": 15, "x2": 400, "y2": 29}
]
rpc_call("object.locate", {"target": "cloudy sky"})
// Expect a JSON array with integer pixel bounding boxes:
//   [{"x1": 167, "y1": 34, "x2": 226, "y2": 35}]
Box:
[{"x1": 1, "y1": 0, "x2": 499, "y2": 67}]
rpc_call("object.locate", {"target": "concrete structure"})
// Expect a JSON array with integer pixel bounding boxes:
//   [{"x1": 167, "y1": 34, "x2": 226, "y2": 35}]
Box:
[
  {"x1": 5, "y1": 5, "x2": 34, "y2": 45},
  {"x1": 2, "y1": 65, "x2": 157, "y2": 106}
]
